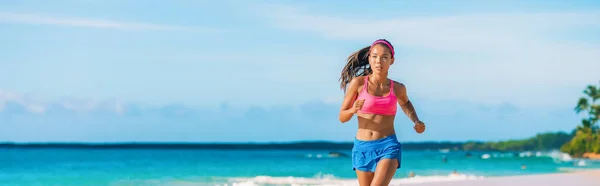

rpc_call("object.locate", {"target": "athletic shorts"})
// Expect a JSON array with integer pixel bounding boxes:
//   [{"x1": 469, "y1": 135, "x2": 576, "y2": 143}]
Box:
[{"x1": 352, "y1": 134, "x2": 402, "y2": 172}]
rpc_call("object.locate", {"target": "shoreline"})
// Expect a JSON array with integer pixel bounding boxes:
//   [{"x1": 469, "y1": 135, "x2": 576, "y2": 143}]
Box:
[
  {"x1": 403, "y1": 169, "x2": 600, "y2": 186},
  {"x1": 223, "y1": 169, "x2": 600, "y2": 185},
  {"x1": 583, "y1": 152, "x2": 600, "y2": 160}
]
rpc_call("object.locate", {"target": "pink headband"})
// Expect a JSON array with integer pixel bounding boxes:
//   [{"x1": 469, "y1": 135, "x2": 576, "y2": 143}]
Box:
[{"x1": 371, "y1": 40, "x2": 395, "y2": 57}]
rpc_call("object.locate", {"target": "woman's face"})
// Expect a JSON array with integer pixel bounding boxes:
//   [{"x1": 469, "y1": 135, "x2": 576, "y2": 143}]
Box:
[{"x1": 368, "y1": 44, "x2": 394, "y2": 74}]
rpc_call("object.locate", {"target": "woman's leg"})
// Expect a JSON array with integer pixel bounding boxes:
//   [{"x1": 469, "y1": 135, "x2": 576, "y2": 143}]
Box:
[
  {"x1": 370, "y1": 158, "x2": 398, "y2": 186},
  {"x1": 356, "y1": 170, "x2": 374, "y2": 186}
]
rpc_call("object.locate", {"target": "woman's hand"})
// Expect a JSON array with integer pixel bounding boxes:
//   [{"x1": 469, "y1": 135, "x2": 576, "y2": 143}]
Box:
[
  {"x1": 414, "y1": 121, "x2": 426, "y2": 134},
  {"x1": 351, "y1": 99, "x2": 365, "y2": 113}
]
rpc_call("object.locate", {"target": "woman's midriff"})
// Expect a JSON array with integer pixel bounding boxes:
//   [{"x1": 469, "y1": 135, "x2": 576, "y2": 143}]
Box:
[{"x1": 355, "y1": 113, "x2": 396, "y2": 141}]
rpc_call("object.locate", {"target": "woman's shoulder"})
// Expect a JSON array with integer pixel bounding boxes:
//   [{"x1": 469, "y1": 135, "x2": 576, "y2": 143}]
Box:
[
  {"x1": 347, "y1": 76, "x2": 367, "y2": 92},
  {"x1": 349, "y1": 76, "x2": 367, "y2": 85},
  {"x1": 391, "y1": 80, "x2": 405, "y2": 86},
  {"x1": 391, "y1": 80, "x2": 407, "y2": 91}
]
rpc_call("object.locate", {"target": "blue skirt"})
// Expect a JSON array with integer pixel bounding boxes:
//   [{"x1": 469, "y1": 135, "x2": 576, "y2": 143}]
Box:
[{"x1": 352, "y1": 134, "x2": 402, "y2": 172}]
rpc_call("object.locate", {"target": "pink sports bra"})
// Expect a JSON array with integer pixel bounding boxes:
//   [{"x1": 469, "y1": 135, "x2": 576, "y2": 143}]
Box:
[{"x1": 356, "y1": 76, "x2": 398, "y2": 116}]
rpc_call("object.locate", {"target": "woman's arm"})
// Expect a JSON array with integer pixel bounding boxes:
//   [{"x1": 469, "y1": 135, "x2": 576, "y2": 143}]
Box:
[
  {"x1": 395, "y1": 82, "x2": 421, "y2": 124},
  {"x1": 395, "y1": 82, "x2": 426, "y2": 133},
  {"x1": 339, "y1": 77, "x2": 361, "y2": 123}
]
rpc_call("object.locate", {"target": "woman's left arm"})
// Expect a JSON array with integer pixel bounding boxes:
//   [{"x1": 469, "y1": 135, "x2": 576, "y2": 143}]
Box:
[
  {"x1": 395, "y1": 82, "x2": 420, "y2": 124},
  {"x1": 395, "y1": 82, "x2": 426, "y2": 133}
]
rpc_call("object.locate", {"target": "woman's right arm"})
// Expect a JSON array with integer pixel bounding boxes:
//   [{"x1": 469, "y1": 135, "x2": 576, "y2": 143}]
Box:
[{"x1": 339, "y1": 77, "x2": 360, "y2": 123}]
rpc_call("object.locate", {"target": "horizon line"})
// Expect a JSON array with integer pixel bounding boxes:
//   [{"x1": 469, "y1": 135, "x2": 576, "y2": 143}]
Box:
[
  {"x1": 0, "y1": 139, "x2": 524, "y2": 145},
  {"x1": 0, "y1": 131, "x2": 571, "y2": 145}
]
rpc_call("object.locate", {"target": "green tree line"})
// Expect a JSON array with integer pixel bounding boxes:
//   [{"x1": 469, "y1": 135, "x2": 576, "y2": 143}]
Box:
[{"x1": 460, "y1": 132, "x2": 573, "y2": 151}]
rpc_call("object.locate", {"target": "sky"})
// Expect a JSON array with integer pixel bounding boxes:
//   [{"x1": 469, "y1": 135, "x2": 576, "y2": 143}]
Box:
[{"x1": 1, "y1": 0, "x2": 599, "y2": 143}]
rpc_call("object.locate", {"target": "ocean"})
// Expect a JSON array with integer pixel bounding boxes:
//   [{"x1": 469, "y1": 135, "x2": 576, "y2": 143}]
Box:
[{"x1": 0, "y1": 147, "x2": 598, "y2": 186}]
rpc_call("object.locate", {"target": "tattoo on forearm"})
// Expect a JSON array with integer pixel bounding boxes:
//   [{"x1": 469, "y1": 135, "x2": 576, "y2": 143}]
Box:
[{"x1": 401, "y1": 100, "x2": 420, "y2": 124}]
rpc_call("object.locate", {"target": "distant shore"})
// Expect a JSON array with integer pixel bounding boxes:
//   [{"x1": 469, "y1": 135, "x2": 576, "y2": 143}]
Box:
[
  {"x1": 0, "y1": 141, "x2": 467, "y2": 150},
  {"x1": 0, "y1": 140, "x2": 586, "y2": 152},
  {"x1": 0, "y1": 141, "x2": 565, "y2": 151},
  {"x1": 3, "y1": 139, "x2": 598, "y2": 161},
  {"x1": 0, "y1": 131, "x2": 575, "y2": 152}
]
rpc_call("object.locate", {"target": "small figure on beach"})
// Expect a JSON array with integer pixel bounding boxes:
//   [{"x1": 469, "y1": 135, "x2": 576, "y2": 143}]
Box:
[
  {"x1": 338, "y1": 39, "x2": 427, "y2": 186},
  {"x1": 408, "y1": 171, "x2": 416, "y2": 178},
  {"x1": 451, "y1": 170, "x2": 459, "y2": 175}
]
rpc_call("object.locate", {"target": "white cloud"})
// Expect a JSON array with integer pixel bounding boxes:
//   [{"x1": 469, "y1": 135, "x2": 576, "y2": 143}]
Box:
[
  {"x1": 0, "y1": 89, "x2": 46, "y2": 113},
  {"x1": 0, "y1": 89, "x2": 128, "y2": 114},
  {"x1": 0, "y1": 12, "x2": 215, "y2": 32},
  {"x1": 255, "y1": 4, "x2": 600, "y2": 108},
  {"x1": 258, "y1": 6, "x2": 600, "y2": 53}
]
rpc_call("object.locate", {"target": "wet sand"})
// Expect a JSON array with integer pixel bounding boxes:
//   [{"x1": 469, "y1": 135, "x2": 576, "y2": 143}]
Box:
[{"x1": 406, "y1": 170, "x2": 600, "y2": 186}]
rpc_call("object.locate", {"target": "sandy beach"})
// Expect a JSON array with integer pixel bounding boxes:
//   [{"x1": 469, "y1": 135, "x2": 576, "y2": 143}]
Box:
[
  {"x1": 225, "y1": 169, "x2": 600, "y2": 186},
  {"x1": 405, "y1": 170, "x2": 600, "y2": 186}
]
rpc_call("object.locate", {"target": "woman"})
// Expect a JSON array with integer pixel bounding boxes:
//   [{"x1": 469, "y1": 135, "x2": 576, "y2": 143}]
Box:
[{"x1": 338, "y1": 39, "x2": 426, "y2": 186}]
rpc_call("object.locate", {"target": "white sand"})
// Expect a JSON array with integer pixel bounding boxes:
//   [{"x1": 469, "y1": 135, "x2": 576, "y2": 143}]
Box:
[
  {"x1": 406, "y1": 170, "x2": 600, "y2": 186},
  {"x1": 222, "y1": 169, "x2": 600, "y2": 186}
]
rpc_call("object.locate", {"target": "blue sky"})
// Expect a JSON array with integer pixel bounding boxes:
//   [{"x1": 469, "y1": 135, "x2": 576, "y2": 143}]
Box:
[{"x1": 1, "y1": 0, "x2": 599, "y2": 143}]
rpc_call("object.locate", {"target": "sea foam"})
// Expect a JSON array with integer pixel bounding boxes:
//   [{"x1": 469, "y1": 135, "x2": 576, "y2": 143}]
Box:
[{"x1": 222, "y1": 173, "x2": 484, "y2": 186}]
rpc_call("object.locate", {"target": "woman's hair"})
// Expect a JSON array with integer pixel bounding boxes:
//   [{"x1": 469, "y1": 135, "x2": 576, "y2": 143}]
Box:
[{"x1": 339, "y1": 39, "x2": 395, "y2": 92}]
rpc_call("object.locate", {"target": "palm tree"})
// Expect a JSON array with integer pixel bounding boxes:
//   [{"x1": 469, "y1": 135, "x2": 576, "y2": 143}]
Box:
[
  {"x1": 561, "y1": 82, "x2": 600, "y2": 156},
  {"x1": 572, "y1": 81, "x2": 600, "y2": 154},
  {"x1": 574, "y1": 81, "x2": 600, "y2": 132}
]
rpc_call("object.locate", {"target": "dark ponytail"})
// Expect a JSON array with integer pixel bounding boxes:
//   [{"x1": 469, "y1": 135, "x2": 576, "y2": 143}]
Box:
[{"x1": 339, "y1": 46, "x2": 371, "y2": 92}]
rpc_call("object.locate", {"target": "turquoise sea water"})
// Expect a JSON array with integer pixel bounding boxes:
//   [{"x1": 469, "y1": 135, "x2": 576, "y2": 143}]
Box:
[{"x1": 0, "y1": 148, "x2": 598, "y2": 186}]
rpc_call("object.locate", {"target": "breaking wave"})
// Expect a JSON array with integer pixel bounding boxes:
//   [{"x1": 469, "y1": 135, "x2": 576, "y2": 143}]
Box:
[{"x1": 221, "y1": 173, "x2": 484, "y2": 186}]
